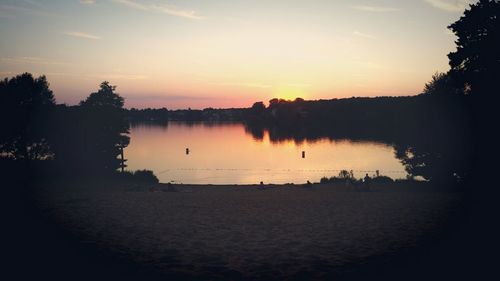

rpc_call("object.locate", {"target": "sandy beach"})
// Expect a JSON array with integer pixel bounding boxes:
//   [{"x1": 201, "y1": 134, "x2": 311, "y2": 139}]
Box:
[{"x1": 29, "y1": 182, "x2": 464, "y2": 280}]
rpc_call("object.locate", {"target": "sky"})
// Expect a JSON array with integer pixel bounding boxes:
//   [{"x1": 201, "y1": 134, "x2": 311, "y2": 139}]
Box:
[{"x1": 0, "y1": 0, "x2": 477, "y2": 109}]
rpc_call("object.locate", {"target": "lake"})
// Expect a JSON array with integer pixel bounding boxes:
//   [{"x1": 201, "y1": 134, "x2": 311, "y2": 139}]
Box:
[{"x1": 125, "y1": 122, "x2": 407, "y2": 184}]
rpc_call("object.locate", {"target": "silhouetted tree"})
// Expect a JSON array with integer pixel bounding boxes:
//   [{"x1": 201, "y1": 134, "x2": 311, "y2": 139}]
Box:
[
  {"x1": 80, "y1": 81, "x2": 124, "y2": 108},
  {"x1": 338, "y1": 170, "x2": 353, "y2": 180},
  {"x1": 396, "y1": 145, "x2": 447, "y2": 183},
  {"x1": 251, "y1": 102, "x2": 266, "y2": 114},
  {"x1": 0, "y1": 73, "x2": 55, "y2": 160},
  {"x1": 79, "y1": 81, "x2": 129, "y2": 174},
  {"x1": 448, "y1": 0, "x2": 499, "y2": 96}
]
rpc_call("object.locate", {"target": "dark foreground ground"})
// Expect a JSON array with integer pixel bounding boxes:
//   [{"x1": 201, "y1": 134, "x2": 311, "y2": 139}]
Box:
[{"x1": 4, "y1": 177, "x2": 495, "y2": 281}]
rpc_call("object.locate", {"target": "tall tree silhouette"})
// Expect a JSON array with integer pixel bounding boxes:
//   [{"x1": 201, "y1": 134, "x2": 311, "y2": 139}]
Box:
[
  {"x1": 0, "y1": 73, "x2": 55, "y2": 160},
  {"x1": 79, "y1": 81, "x2": 129, "y2": 174},
  {"x1": 448, "y1": 0, "x2": 499, "y2": 97},
  {"x1": 391, "y1": 2, "x2": 499, "y2": 183}
]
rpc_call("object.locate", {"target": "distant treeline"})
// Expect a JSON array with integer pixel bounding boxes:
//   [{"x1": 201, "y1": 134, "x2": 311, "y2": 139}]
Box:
[
  {"x1": 126, "y1": 107, "x2": 248, "y2": 123},
  {"x1": 127, "y1": 93, "x2": 471, "y2": 145},
  {"x1": 245, "y1": 94, "x2": 471, "y2": 144},
  {"x1": 126, "y1": 93, "x2": 470, "y2": 150}
]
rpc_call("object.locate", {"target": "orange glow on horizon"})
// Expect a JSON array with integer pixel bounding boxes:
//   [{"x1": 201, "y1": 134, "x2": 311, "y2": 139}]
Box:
[
  {"x1": 273, "y1": 85, "x2": 308, "y2": 102},
  {"x1": 0, "y1": 1, "x2": 460, "y2": 109}
]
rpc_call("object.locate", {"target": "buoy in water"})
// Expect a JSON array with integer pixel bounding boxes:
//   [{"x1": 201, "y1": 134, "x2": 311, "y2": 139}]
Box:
[
  {"x1": 186, "y1": 148, "x2": 190, "y2": 155},
  {"x1": 302, "y1": 151, "x2": 305, "y2": 158}
]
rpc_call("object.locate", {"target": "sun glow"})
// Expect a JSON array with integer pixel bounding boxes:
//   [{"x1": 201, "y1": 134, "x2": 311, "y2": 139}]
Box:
[
  {"x1": 273, "y1": 85, "x2": 308, "y2": 101},
  {"x1": 0, "y1": 0, "x2": 461, "y2": 108}
]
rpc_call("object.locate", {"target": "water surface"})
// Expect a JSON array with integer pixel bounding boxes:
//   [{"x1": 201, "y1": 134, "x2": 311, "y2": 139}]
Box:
[{"x1": 125, "y1": 122, "x2": 406, "y2": 184}]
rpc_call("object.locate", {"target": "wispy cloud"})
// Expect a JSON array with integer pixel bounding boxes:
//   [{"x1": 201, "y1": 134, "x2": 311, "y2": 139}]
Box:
[
  {"x1": 112, "y1": 0, "x2": 204, "y2": 20},
  {"x1": 79, "y1": 0, "x2": 96, "y2": 5},
  {"x1": 212, "y1": 82, "x2": 272, "y2": 89},
  {"x1": 424, "y1": 0, "x2": 475, "y2": 12},
  {"x1": 112, "y1": 0, "x2": 148, "y2": 10},
  {"x1": 104, "y1": 73, "x2": 148, "y2": 80},
  {"x1": 353, "y1": 30, "x2": 376, "y2": 39},
  {"x1": 63, "y1": 31, "x2": 101, "y2": 40},
  {"x1": 22, "y1": 0, "x2": 43, "y2": 8},
  {"x1": 0, "y1": 71, "x2": 15, "y2": 77},
  {"x1": 153, "y1": 5, "x2": 203, "y2": 20},
  {"x1": 0, "y1": 3, "x2": 60, "y2": 18},
  {"x1": 42, "y1": 72, "x2": 148, "y2": 81},
  {"x1": 126, "y1": 94, "x2": 213, "y2": 101},
  {"x1": 352, "y1": 5, "x2": 399, "y2": 12},
  {"x1": 0, "y1": 56, "x2": 72, "y2": 66}
]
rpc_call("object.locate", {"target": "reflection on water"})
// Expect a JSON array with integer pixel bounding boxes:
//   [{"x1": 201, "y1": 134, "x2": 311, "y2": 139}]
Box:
[{"x1": 125, "y1": 122, "x2": 407, "y2": 184}]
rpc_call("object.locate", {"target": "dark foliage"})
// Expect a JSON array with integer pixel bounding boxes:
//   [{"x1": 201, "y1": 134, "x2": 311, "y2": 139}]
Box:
[
  {"x1": 0, "y1": 73, "x2": 55, "y2": 160},
  {"x1": 447, "y1": 0, "x2": 499, "y2": 97},
  {"x1": 371, "y1": 176, "x2": 394, "y2": 184},
  {"x1": 243, "y1": 93, "x2": 473, "y2": 183},
  {"x1": 1, "y1": 77, "x2": 130, "y2": 180},
  {"x1": 119, "y1": 169, "x2": 159, "y2": 183},
  {"x1": 132, "y1": 169, "x2": 159, "y2": 183},
  {"x1": 76, "y1": 82, "x2": 130, "y2": 174},
  {"x1": 320, "y1": 170, "x2": 358, "y2": 184}
]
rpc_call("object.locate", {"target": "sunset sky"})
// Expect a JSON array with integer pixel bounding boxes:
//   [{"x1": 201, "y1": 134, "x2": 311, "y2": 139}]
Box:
[{"x1": 0, "y1": 0, "x2": 476, "y2": 109}]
